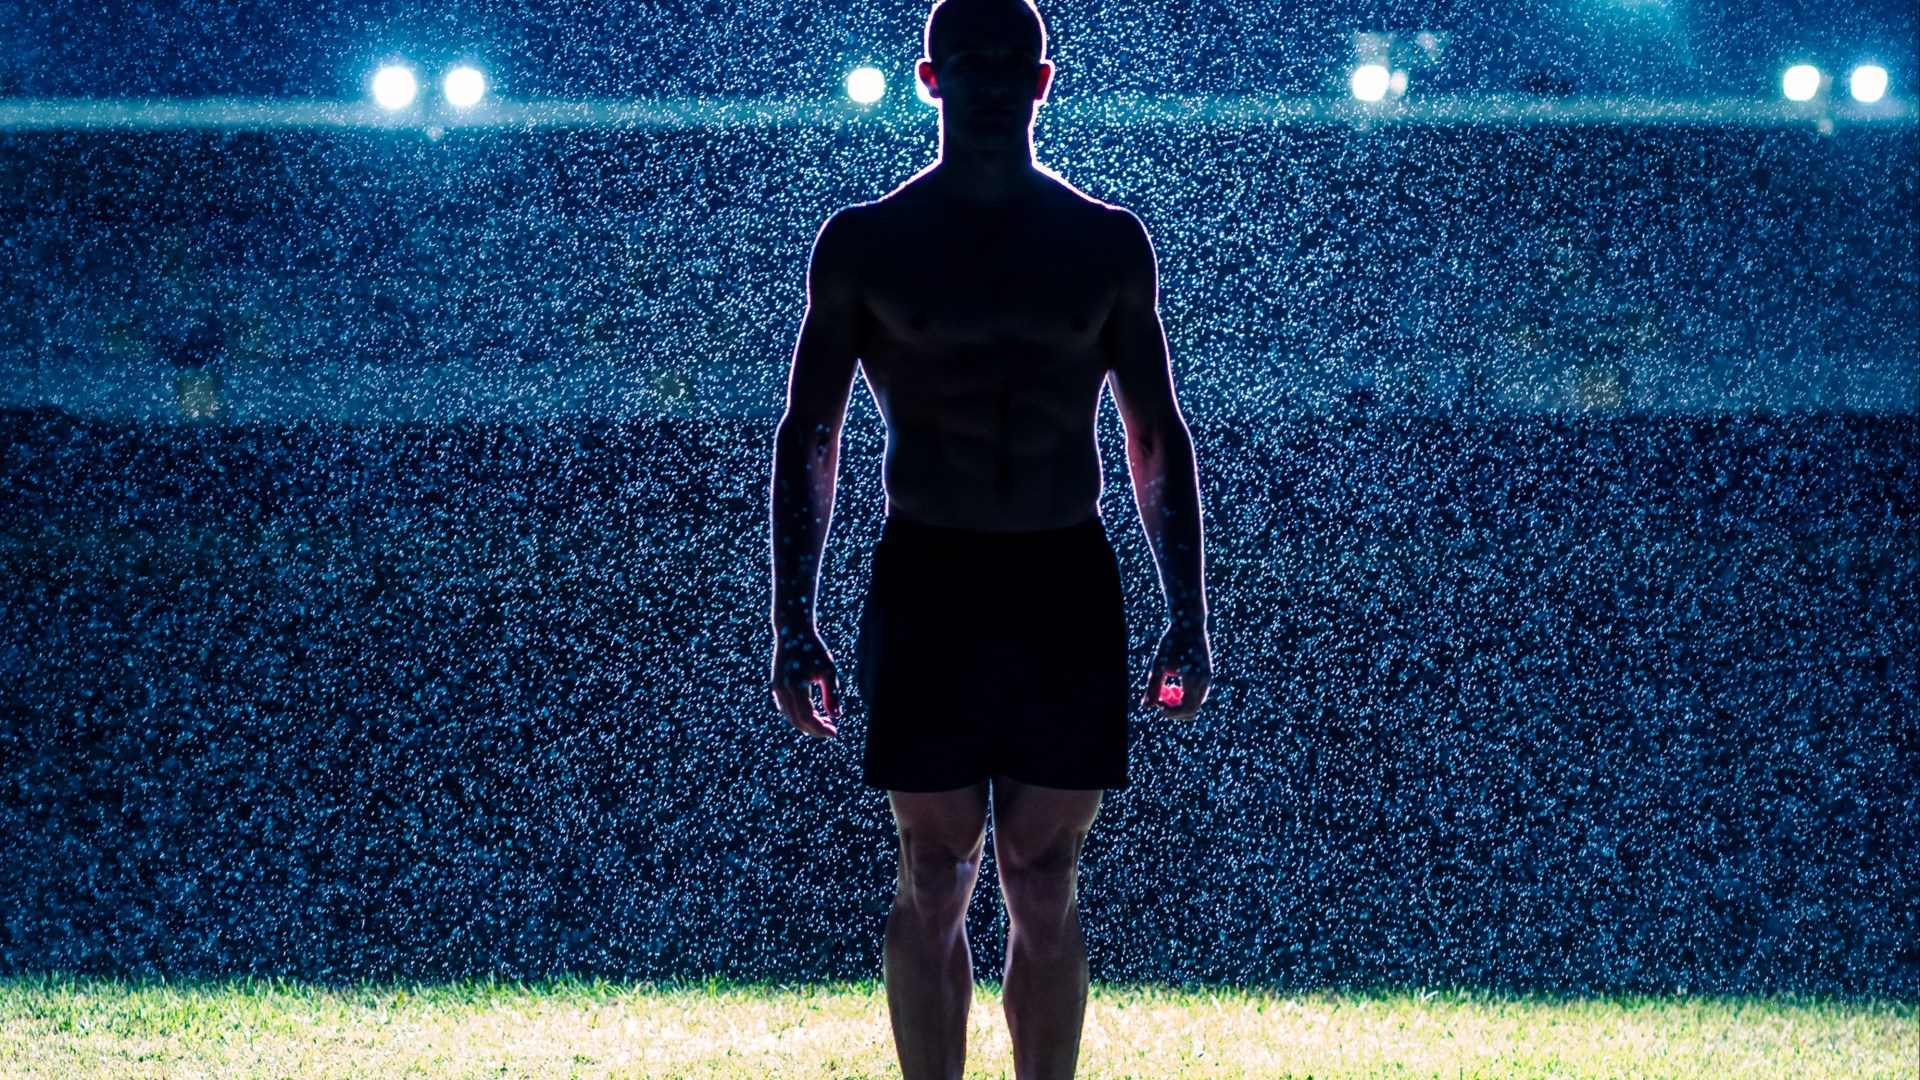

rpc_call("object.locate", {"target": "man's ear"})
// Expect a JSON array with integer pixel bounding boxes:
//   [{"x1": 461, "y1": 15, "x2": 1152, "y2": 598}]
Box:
[
  {"x1": 1034, "y1": 60, "x2": 1053, "y2": 103},
  {"x1": 918, "y1": 59, "x2": 940, "y2": 99}
]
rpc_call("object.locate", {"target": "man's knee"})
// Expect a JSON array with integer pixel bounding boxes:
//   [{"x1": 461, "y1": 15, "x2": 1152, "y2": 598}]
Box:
[
  {"x1": 896, "y1": 835, "x2": 984, "y2": 924},
  {"x1": 998, "y1": 844, "x2": 1082, "y2": 934}
]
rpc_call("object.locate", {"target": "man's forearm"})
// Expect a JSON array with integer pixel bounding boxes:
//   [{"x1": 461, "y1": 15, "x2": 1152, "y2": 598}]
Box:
[
  {"x1": 1126, "y1": 423, "x2": 1206, "y2": 623},
  {"x1": 770, "y1": 417, "x2": 841, "y2": 635}
]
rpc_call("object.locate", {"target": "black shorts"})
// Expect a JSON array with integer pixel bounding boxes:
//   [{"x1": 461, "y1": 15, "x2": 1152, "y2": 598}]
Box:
[{"x1": 853, "y1": 513, "x2": 1131, "y2": 793}]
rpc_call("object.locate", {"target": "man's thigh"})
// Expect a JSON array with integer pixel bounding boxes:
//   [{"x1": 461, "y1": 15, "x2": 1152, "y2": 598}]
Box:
[
  {"x1": 889, "y1": 781, "x2": 992, "y2": 872},
  {"x1": 990, "y1": 775, "x2": 1102, "y2": 870}
]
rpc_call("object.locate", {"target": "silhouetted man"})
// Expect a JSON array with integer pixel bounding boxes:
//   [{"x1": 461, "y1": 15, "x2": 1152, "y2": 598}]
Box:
[{"x1": 768, "y1": 1, "x2": 1209, "y2": 1075}]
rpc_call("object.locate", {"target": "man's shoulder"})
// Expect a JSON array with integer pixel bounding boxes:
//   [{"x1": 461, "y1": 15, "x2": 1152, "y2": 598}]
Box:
[
  {"x1": 860, "y1": 169, "x2": 1138, "y2": 219},
  {"x1": 1033, "y1": 179, "x2": 1153, "y2": 265},
  {"x1": 815, "y1": 192, "x2": 929, "y2": 257},
  {"x1": 814, "y1": 172, "x2": 1146, "y2": 253},
  {"x1": 808, "y1": 200, "x2": 886, "y2": 281},
  {"x1": 1035, "y1": 181, "x2": 1154, "y2": 289},
  {"x1": 817, "y1": 198, "x2": 881, "y2": 238},
  {"x1": 854, "y1": 174, "x2": 939, "y2": 225},
  {"x1": 813, "y1": 182, "x2": 934, "y2": 261},
  {"x1": 1033, "y1": 170, "x2": 1141, "y2": 224}
]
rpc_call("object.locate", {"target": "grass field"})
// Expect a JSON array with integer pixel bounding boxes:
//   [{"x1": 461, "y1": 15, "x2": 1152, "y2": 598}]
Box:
[{"x1": 1, "y1": 974, "x2": 1912, "y2": 1078}]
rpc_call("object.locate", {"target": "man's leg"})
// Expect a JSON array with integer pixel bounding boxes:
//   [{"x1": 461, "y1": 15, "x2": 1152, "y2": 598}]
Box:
[
  {"x1": 886, "y1": 781, "x2": 991, "y2": 1080},
  {"x1": 991, "y1": 775, "x2": 1103, "y2": 1080}
]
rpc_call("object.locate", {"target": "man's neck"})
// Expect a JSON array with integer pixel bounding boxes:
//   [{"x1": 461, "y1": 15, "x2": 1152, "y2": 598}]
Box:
[{"x1": 928, "y1": 134, "x2": 1041, "y2": 204}]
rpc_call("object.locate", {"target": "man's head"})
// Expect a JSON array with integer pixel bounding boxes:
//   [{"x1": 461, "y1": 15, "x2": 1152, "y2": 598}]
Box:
[
  {"x1": 924, "y1": 0, "x2": 1046, "y2": 68},
  {"x1": 918, "y1": 0, "x2": 1052, "y2": 139}
]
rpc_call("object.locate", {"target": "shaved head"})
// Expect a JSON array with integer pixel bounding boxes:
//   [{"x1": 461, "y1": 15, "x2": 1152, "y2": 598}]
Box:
[{"x1": 923, "y1": 0, "x2": 1047, "y2": 65}]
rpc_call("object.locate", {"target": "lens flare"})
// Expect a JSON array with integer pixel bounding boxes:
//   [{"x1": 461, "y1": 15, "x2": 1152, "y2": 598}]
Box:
[
  {"x1": 1351, "y1": 64, "x2": 1390, "y2": 103},
  {"x1": 846, "y1": 66, "x2": 886, "y2": 105},
  {"x1": 444, "y1": 66, "x2": 486, "y2": 108},
  {"x1": 1781, "y1": 64, "x2": 1821, "y2": 103},
  {"x1": 372, "y1": 65, "x2": 418, "y2": 110},
  {"x1": 1849, "y1": 65, "x2": 1888, "y2": 104}
]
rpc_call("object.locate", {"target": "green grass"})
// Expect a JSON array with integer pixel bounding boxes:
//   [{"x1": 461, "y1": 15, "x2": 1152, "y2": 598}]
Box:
[{"x1": 1, "y1": 974, "x2": 1912, "y2": 1078}]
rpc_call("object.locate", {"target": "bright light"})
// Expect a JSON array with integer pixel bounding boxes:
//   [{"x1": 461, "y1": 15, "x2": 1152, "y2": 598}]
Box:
[
  {"x1": 373, "y1": 65, "x2": 418, "y2": 110},
  {"x1": 1351, "y1": 64, "x2": 1390, "y2": 102},
  {"x1": 444, "y1": 66, "x2": 486, "y2": 108},
  {"x1": 915, "y1": 72, "x2": 936, "y2": 107},
  {"x1": 846, "y1": 66, "x2": 886, "y2": 105},
  {"x1": 1849, "y1": 65, "x2": 1889, "y2": 103},
  {"x1": 1781, "y1": 64, "x2": 1821, "y2": 102}
]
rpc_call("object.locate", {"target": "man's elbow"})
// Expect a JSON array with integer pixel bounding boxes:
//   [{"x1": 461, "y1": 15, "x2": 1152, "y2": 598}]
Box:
[
  {"x1": 1126, "y1": 414, "x2": 1193, "y2": 462},
  {"x1": 776, "y1": 412, "x2": 841, "y2": 456}
]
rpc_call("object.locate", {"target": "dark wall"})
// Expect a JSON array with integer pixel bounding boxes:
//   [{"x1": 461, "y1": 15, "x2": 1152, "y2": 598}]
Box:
[{"x1": 2, "y1": 406, "x2": 1913, "y2": 994}]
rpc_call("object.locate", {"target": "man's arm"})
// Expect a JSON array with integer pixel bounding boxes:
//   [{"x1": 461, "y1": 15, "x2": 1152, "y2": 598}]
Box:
[
  {"x1": 1102, "y1": 208, "x2": 1210, "y2": 719},
  {"x1": 769, "y1": 208, "x2": 865, "y2": 738}
]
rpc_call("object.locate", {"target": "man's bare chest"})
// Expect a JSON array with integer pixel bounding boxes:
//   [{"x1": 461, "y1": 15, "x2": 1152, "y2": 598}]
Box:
[{"x1": 859, "y1": 222, "x2": 1119, "y2": 356}]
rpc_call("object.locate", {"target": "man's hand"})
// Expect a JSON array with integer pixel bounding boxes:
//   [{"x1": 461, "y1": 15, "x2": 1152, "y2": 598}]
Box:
[
  {"x1": 1141, "y1": 616, "x2": 1210, "y2": 720},
  {"x1": 771, "y1": 625, "x2": 842, "y2": 738}
]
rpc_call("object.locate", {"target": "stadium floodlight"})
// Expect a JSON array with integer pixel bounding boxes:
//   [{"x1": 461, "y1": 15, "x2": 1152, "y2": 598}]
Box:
[
  {"x1": 1351, "y1": 63, "x2": 1391, "y2": 102},
  {"x1": 373, "y1": 65, "x2": 419, "y2": 110},
  {"x1": 444, "y1": 66, "x2": 486, "y2": 108},
  {"x1": 1849, "y1": 65, "x2": 1888, "y2": 104},
  {"x1": 846, "y1": 66, "x2": 886, "y2": 105},
  {"x1": 1781, "y1": 64, "x2": 1821, "y2": 102}
]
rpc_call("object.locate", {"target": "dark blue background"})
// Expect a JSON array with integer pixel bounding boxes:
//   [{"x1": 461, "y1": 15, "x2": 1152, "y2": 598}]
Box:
[
  {"x1": 4, "y1": 122, "x2": 1916, "y2": 418},
  {"x1": 1, "y1": 0, "x2": 1914, "y2": 99},
  {"x1": 0, "y1": 3, "x2": 1916, "y2": 997},
  {"x1": 2, "y1": 407, "x2": 1914, "y2": 994}
]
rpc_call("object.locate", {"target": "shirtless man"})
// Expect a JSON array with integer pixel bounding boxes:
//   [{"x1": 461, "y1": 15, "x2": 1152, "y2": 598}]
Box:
[{"x1": 768, "y1": 1, "x2": 1209, "y2": 1075}]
